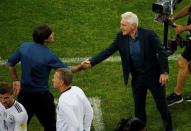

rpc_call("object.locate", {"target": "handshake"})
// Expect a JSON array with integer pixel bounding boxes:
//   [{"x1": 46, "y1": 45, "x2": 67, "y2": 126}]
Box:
[
  {"x1": 80, "y1": 59, "x2": 92, "y2": 70},
  {"x1": 72, "y1": 59, "x2": 92, "y2": 72}
]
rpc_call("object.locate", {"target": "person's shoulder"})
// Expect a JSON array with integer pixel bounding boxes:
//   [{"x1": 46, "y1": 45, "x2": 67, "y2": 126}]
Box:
[
  {"x1": 12, "y1": 101, "x2": 27, "y2": 114},
  {"x1": 139, "y1": 27, "x2": 154, "y2": 33},
  {"x1": 71, "y1": 86, "x2": 88, "y2": 99},
  {"x1": 116, "y1": 32, "x2": 123, "y2": 38},
  {"x1": 20, "y1": 42, "x2": 34, "y2": 46},
  {"x1": 139, "y1": 27, "x2": 156, "y2": 37},
  {"x1": 19, "y1": 42, "x2": 34, "y2": 49},
  {"x1": 72, "y1": 86, "x2": 84, "y2": 92}
]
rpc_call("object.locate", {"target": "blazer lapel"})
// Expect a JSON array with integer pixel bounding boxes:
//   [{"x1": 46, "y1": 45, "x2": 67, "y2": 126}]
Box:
[
  {"x1": 139, "y1": 28, "x2": 145, "y2": 62},
  {"x1": 123, "y1": 35, "x2": 130, "y2": 59}
]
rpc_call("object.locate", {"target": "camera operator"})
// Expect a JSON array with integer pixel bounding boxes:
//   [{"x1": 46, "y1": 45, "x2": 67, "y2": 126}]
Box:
[{"x1": 167, "y1": 3, "x2": 191, "y2": 106}]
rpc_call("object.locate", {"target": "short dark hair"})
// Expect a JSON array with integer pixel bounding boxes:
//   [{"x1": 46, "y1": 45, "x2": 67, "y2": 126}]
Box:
[
  {"x1": 0, "y1": 82, "x2": 13, "y2": 95},
  {"x1": 115, "y1": 117, "x2": 145, "y2": 131},
  {"x1": 56, "y1": 68, "x2": 73, "y2": 86},
  {"x1": 33, "y1": 24, "x2": 52, "y2": 44}
]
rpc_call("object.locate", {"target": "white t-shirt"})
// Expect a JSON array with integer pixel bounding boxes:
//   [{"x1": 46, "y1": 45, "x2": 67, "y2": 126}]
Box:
[
  {"x1": 56, "y1": 86, "x2": 93, "y2": 131},
  {"x1": 0, "y1": 101, "x2": 28, "y2": 131}
]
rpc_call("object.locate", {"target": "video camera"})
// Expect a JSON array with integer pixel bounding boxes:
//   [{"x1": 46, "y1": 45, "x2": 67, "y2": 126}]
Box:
[
  {"x1": 152, "y1": 0, "x2": 183, "y2": 56},
  {"x1": 152, "y1": 0, "x2": 182, "y2": 16}
]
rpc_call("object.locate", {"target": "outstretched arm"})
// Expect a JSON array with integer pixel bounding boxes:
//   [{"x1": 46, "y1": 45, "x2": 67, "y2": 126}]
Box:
[
  {"x1": 173, "y1": 24, "x2": 191, "y2": 34},
  {"x1": 171, "y1": 3, "x2": 191, "y2": 21},
  {"x1": 70, "y1": 64, "x2": 84, "y2": 73},
  {"x1": 83, "y1": 33, "x2": 120, "y2": 68},
  {"x1": 169, "y1": 4, "x2": 191, "y2": 34}
]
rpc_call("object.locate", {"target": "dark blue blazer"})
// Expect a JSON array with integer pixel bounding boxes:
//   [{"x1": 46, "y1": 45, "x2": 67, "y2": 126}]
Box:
[{"x1": 90, "y1": 27, "x2": 169, "y2": 85}]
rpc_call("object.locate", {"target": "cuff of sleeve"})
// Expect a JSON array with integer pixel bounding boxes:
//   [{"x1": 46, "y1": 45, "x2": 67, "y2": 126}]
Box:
[{"x1": 162, "y1": 72, "x2": 168, "y2": 75}]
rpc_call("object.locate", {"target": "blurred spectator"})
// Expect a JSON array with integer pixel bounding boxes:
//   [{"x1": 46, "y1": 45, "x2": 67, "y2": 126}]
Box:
[{"x1": 115, "y1": 117, "x2": 146, "y2": 131}]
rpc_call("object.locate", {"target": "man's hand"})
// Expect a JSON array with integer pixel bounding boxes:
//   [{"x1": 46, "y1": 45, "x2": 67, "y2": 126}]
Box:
[
  {"x1": 159, "y1": 73, "x2": 169, "y2": 86},
  {"x1": 173, "y1": 24, "x2": 185, "y2": 34},
  {"x1": 70, "y1": 59, "x2": 92, "y2": 73},
  {"x1": 81, "y1": 59, "x2": 91, "y2": 70},
  {"x1": 13, "y1": 81, "x2": 21, "y2": 96},
  {"x1": 168, "y1": 16, "x2": 175, "y2": 23}
]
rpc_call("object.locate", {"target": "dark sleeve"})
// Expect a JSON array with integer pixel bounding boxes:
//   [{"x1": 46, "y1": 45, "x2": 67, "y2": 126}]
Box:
[
  {"x1": 48, "y1": 53, "x2": 68, "y2": 69},
  {"x1": 90, "y1": 33, "x2": 120, "y2": 66},
  {"x1": 149, "y1": 30, "x2": 169, "y2": 73},
  {"x1": 7, "y1": 48, "x2": 21, "y2": 66}
]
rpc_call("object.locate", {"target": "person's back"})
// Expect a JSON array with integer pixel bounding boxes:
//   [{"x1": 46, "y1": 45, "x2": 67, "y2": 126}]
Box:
[
  {"x1": 23, "y1": 42, "x2": 63, "y2": 90},
  {"x1": 7, "y1": 24, "x2": 67, "y2": 92},
  {"x1": 7, "y1": 24, "x2": 68, "y2": 131},
  {"x1": 8, "y1": 42, "x2": 65, "y2": 91},
  {"x1": 57, "y1": 86, "x2": 93, "y2": 131}
]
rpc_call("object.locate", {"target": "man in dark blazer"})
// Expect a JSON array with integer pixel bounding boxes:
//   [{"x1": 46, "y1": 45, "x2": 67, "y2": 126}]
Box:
[{"x1": 82, "y1": 12, "x2": 173, "y2": 131}]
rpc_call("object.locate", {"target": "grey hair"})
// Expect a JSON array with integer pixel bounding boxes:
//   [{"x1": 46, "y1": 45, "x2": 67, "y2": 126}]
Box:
[{"x1": 121, "y1": 12, "x2": 138, "y2": 26}]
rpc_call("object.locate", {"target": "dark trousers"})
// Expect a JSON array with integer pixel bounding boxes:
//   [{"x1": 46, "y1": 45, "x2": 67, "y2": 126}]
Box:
[
  {"x1": 132, "y1": 74, "x2": 173, "y2": 131},
  {"x1": 17, "y1": 89, "x2": 56, "y2": 131}
]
